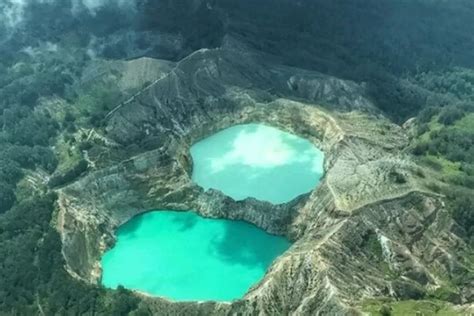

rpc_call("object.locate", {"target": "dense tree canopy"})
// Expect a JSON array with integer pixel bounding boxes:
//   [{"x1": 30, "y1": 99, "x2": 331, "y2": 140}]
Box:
[{"x1": 0, "y1": 0, "x2": 474, "y2": 314}]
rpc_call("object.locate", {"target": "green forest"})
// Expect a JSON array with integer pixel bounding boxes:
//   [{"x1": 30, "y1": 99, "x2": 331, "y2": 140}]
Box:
[{"x1": 0, "y1": 0, "x2": 473, "y2": 314}]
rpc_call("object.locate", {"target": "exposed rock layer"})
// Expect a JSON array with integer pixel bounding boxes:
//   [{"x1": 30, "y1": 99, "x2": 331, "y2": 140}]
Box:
[{"x1": 57, "y1": 39, "x2": 472, "y2": 315}]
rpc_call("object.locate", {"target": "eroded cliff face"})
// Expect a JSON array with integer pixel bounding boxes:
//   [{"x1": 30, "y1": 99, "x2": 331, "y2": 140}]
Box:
[{"x1": 56, "y1": 38, "x2": 472, "y2": 315}]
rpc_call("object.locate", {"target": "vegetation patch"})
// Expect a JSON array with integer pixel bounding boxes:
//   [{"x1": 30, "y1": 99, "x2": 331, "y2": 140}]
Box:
[
  {"x1": 54, "y1": 135, "x2": 83, "y2": 173},
  {"x1": 361, "y1": 298, "x2": 460, "y2": 316}
]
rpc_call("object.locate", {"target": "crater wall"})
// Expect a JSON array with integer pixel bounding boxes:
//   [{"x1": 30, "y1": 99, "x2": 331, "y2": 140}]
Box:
[{"x1": 56, "y1": 39, "x2": 472, "y2": 314}]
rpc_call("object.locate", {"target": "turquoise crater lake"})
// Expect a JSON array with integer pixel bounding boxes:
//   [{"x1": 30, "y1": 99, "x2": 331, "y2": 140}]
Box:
[
  {"x1": 101, "y1": 211, "x2": 290, "y2": 301},
  {"x1": 191, "y1": 124, "x2": 325, "y2": 204}
]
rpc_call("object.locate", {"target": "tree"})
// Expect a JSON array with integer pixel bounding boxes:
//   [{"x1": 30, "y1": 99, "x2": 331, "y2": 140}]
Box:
[
  {"x1": 438, "y1": 107, "x2": 465, "y2": 125},
  {"x1": 0, "y1": 159, "x2": 23, "y2": 184},
  {"x1": 0, "y1": 181, "x2": 15, "y2": 213},
  {"x1": 109, "y1": 286, "x2": 140, "y2": 316},
  {"x1": 379, "y1": 304, "x2": 392, "y2": 316}
]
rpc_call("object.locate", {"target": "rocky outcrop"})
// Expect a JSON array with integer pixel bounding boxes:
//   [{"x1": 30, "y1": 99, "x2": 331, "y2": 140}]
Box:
[{"x1": 56, "y1": 38, "x2": 472, "y2": 315}]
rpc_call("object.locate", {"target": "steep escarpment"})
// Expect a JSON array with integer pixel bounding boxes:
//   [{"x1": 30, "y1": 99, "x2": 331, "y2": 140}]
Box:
[
  {"x1": 56, "y1": 39, "x2": 473, "y2": 315},
  {"x1": 104, "y1": 37, "x2": 377, "y2": 145}
]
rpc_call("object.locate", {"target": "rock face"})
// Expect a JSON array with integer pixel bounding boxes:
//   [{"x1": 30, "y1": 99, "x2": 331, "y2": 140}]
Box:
[{"x1": 56, "y1": 38, "x2": 472, "y2": 314}]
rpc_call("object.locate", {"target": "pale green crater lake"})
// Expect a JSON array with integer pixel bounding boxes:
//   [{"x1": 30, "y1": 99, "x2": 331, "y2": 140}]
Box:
[
  {"x1": 191, "y1": 124, "x2": 325, "y2": 204},
  {"x1": 101, "y1": 211, "x2": 291, "y2": 301}
]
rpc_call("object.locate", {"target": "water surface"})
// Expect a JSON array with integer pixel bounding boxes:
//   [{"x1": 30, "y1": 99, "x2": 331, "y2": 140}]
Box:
[
  {"x1": 191, "y1": 124, "x2": 324, "y2": 204},
  {"x1": 101, "y1": 210, "x2": 290, "y2": 301}
]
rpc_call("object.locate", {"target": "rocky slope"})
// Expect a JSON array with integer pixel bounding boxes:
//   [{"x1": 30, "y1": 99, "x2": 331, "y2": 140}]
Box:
[{"x1": 56, "y1": 38, "x2": 473, "y2": 315}]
